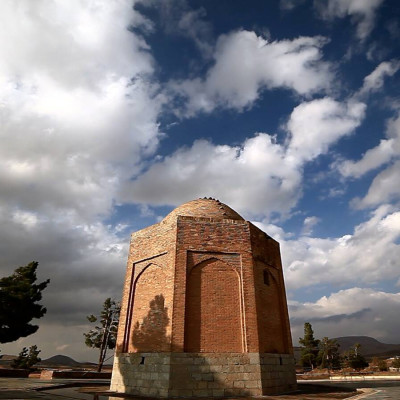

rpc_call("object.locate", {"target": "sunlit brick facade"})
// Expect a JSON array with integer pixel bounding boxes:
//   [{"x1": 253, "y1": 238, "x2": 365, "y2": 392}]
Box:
[{"x1": 110, "y1": 198, "x2": 296, "y2": 397}]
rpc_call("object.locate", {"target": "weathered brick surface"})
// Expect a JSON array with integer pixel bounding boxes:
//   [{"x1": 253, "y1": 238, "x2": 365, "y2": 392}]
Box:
[{"x1": 111, "y1": 198, "x2": 296, "y2": 397}]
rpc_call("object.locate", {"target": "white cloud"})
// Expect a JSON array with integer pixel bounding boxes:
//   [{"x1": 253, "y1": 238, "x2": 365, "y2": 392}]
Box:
[
  {"x1": 120, "y1": 135, "x2": 303, "y2": 219},
  {"x1": 252, "y1": 221, "x2": 293, "y2": 243},
  {"x1": 339, "y1": 108, "x2": 400, "y2": 204},
  {"x1": 358, "y1": 60, "x2": 400, "y2": 96},
  {"x1": 11, "y1": 210, "x2": 39, "y2": 229},
  {"x1": 302, "y1": 216, "x2": 321, "y2": 236},
  {"x1": 280, "y1": 0, "x2": 307, "y2": 11},
  {"x1": 338, "y1": 108, "x2": 400, "y2": 178},
  {"x1": 0, "y1": 1, "x2": 153, "y2": 86},
  {"x1": 339, "y1": 139, "x2": 395, "y2": 178},
  {"x1": 169, "y1": 30, "x2": 332, "y2": 115},
  {"x1": 287, "y1": 98, "x2": 365, "y2": 162},
  {"x1": 352, "y1": 161, "x2": 400, "y2": 208},
  {"x1": 277, "y1": 205, "x2": 400, "y2": 290},
  {"x1": 122, "y1": 97, "x2": 365, "y2": 219},
  {"x1": 290, "y1": 288, "x2": 400, "y2": 344},
  {"x1": 0, "y1": 0, "x2": 163, "y2": 222},
  {"x1": 314, "y1": 0, "x2": 385, "y2": 40},
  {"x1": 0, "y1": 0, "x2": 163, "y2": 361}
]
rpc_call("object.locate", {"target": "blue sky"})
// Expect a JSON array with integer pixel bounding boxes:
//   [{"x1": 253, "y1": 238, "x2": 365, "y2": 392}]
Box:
[{"x1": 0, "y1": 0, "x2": 400, "y2": 361}]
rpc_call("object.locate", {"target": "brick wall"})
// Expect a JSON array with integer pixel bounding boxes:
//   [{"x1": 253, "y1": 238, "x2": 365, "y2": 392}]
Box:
[
  {"x1": 112, "y1": 199, "x2": 296, "y2": 397},
  {"x1": 173, "y1": 216, "x2": 259, "y2": 352},
  {"x1": 184, "y1": 258, "x2": 242, "y2": 352},
  {"x1": 116, "y1": 220, "x2": 176, "y2": 354},
  {"x1": 116, "y1": 204, "x2": 293, "y2": 356},
  {"x1": 249, "y1": 223, "x2": 293, "y2": 354},
  {"x1": 127, "y1": 263, "x2": 171, "y2": 352}
]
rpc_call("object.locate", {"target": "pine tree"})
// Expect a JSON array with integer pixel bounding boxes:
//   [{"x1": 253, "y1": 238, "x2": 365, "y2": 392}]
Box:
[
  {"x1": 84, "y1": 298, "x2": 120, "y2": 372},
  {"x1": 0, "y1": 262, "x2": 50, "y2": 343},
  {"x1": 318, "y1": 337, "x2": 341, "y2": 369},
  {"x1": 299, "y1": 322, "x2": 320, "y2": 369}
]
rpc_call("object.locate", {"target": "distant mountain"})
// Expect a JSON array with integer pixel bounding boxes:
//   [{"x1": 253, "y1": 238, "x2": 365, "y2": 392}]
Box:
[
  {"x1": 39, "y1": 354, "x2": 81, "y2": 367},
  {"x1": 334, "y1": 336, "x2": 400, "y2": 357},
  {"x1": 0, "y1": 354, "x2": 17, "y2": 366},
  {"x1": 0, "y1": 354, "x2": 17, "y2": 361}
]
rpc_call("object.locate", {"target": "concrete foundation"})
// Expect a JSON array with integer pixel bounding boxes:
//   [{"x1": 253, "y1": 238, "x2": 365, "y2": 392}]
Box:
[{"x1": 110, "y1": 352, "x2": 297, "y2": 397}]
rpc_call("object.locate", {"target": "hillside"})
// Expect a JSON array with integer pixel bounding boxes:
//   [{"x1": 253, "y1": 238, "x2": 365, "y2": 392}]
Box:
[
  {"x1": 39, "y1": 354, "x2": 81, "y2": 367},
  {"x1": 0, "y1": 354, "x2": 17, "y2": 367},
  {"x1": 334, "y1": 336, "x2": 400, "y2": 357}
]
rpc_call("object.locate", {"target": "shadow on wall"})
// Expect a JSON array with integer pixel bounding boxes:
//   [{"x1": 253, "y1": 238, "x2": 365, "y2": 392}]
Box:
[
  {"x1": 131, "y1": 294, "x2": 170, "y2": 352},
  {"x1": 114, "y1": 294, "x2": 253, "y2": 397}
]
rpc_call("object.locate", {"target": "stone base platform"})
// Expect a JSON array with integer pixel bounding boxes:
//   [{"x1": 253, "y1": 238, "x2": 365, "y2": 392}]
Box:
[{"x1": 110, "y1": 352, "x2": 296, "y2": 397}]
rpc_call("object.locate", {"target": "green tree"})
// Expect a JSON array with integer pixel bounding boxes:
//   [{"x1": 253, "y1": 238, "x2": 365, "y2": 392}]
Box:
[
  {"x1": 0, "y1": 262, "x2": 50, "y2": 344},
  {"x1": 299, "y1": 322, "x2": 320, "y2": 369},
  {"x1": 318, "y1": 337, "x2": 341, "y2": 369},
  {"x1": 343, "y1": 343, "x2": 369, "y2": 370},
  {"x1": 84, "y1": 298, "x2": 120, "y2": 372},
  {"x1": 11, "y1": 345, "x2": 41, "y2": 370},
  {"x1": 377, "y1": 359, "x2": 388, "y2": 371}
]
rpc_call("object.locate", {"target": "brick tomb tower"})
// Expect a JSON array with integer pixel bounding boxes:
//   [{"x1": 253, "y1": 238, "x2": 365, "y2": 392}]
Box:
[{"x1": 110, "y1": 198, "x2": 296, "y2": 397}]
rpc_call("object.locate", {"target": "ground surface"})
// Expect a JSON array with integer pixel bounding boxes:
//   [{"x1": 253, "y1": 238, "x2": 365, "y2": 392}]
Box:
[{"x1": 1, "y1": 378, "x2": 400, "y2": 399}]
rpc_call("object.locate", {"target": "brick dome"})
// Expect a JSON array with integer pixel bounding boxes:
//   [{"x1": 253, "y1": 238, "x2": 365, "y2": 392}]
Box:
[{"x1": 163, "y1": 198, "x2": 244, "y2": 222}]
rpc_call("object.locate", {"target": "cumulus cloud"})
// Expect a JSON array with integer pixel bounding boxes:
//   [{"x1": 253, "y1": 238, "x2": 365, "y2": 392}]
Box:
[
  {"x1": 358, "y1": 60, "x2": 400, "y2": 96},
  {"x1": 287, "y1": 98, "x2": 365, "y2": 162},
  {"x1": 340, "y1": 103, "x2": 400, "y2": 178},
  {"x1": 169, "y1": 30, "x2": 332, "y2": 115},
  {"x1": 120, "y1": 135, "x2": 303, "y2": 219},
  {"x1": 340, "y1": 107, "x2": 400, "y2": 206},
  {"x1": 0, "y1": 0, "x2": 163, "y2": 222},
  {"x1": 272, "y1": 205, "x2": 400, "y2": 290},
  {"x1": 352, "y1": 161, "x2": 400, "y2": 208},
  {"x1": 123, "y1": 97, "x2": 365, "y2": 219},
  {"x1": 290, "y1": 288, "x2": 400, "y2": 344},
  {"x1": 0, "y1": 0, "x2": 163, "y2": 360},
  {"x1": 314, "y1": 0, "x2": 385, "y2": 40},
  {"x1": 339, "y1": 139, "x2": 395, "y2": 178}
]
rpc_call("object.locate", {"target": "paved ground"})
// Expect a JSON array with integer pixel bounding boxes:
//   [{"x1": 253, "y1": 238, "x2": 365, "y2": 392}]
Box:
[
  {"x1": 0, "y1": 378, "x2": 110, "y2": 399},
  {"x1": 1, "y1": 378, "x2": 400, "y2": 399},
  {"x1": 299, "y1": 381, "x2": 400, "y2": 400}
]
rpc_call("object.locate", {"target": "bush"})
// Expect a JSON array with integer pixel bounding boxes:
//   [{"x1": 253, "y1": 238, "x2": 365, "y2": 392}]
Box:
[
  {"x1": 377, "y1": 360, "x2": 388, "y2": 371},
  {"x1": 392, "y1": 358, "x2": 400, "y2": 369}
]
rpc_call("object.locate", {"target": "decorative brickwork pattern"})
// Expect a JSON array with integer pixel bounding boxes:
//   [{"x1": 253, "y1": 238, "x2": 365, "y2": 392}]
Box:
[{"x1": 111, "y1": 198, "x2": 296, "y2": 397}]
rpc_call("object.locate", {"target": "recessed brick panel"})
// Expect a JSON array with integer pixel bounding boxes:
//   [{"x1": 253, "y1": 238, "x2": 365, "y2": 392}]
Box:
[
  {"x1": 127, "y1": 263, "x2": 171, "y2": 352},
  {"x1": 184, "y1": 258, "x2": 242, "y2": 352}
]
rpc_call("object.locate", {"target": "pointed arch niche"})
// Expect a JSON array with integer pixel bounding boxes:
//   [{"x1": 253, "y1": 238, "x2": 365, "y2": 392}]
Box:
[
  {"x1": 125, "y1": 262, "x2": 171, "y2": 353},
  {"x1": 184, "y1": 258, "x2": 243, "y2": 352}
]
